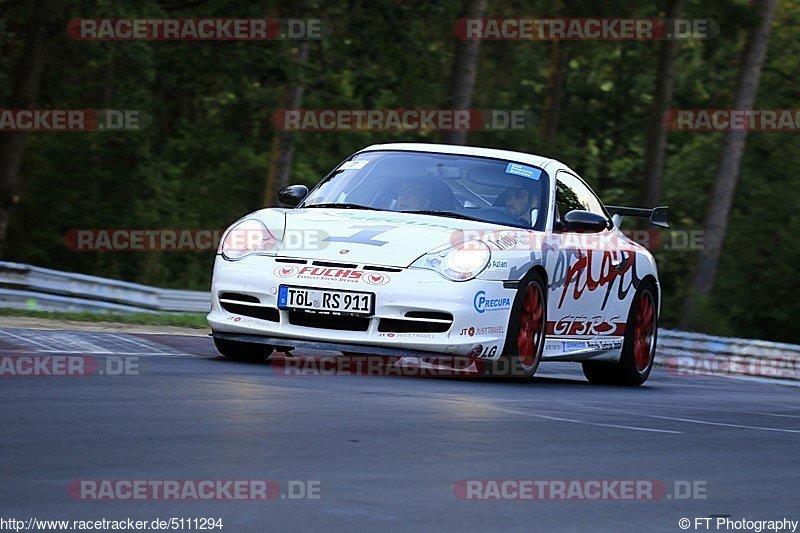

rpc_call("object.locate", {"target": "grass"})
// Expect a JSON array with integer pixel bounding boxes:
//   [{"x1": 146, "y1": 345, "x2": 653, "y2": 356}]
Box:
[{"x1": 0, "y1": 308, "x2": 209, "y2": 329}]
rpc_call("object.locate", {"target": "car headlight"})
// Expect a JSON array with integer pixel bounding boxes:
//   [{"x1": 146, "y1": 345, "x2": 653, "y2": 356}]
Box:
[
  {"x1": 411, "y1": 241, "x2": 491, "y2": 281},
  {"x1": 218, "y1": 219, "x2": 278, "y2": 260}
]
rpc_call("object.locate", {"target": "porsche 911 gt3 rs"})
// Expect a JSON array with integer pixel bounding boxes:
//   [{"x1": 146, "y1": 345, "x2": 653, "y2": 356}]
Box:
[{"x1": 208, "y1": 143, "x2": 668, "y2": 385}]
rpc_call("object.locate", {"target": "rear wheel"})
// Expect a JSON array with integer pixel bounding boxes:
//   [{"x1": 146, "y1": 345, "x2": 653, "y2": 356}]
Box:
[
  {"x1": 480, "y1": 271, "x2": 546, "y2": 381},
  {"x1": 213, "y1": 337, "x2": 274, "y2": 362},
  {"x1": 582, "y1": 280, "x2": 658, "y2": 386}
]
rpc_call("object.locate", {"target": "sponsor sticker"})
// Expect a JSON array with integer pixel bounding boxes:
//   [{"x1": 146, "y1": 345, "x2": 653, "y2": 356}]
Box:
[
  {"x1": 561, "y1": 341, "x2": 587, "y2": 352},
  {"x1": 477, "y1": 345, "x2": 499, "y2": 359},
  {"x1": 225, "y1": 315, "x2": 274, "y2": 327},
  {"x1": 274, "y1": 265, "x2": 298, "y2": 278},
  {"x1": 467, "y1": 345, "x2": 484, "y2": 358},
  {"x1": 458, "y1": 326, "x2": 505, "y2": 336},
  {"x1": 473, "y1": 291, "x2": 512, "y2": 314},
  {"x1": 362, "y1": 272, "x2": 390, "y2": 286},
  {"x1": 488, "y1": 260, "x2": 509, "y2": 270},
  {"x1": 339, "y1": 159, "x2": 370, "y2": 170},
  {"x1": 544, "y1": 341, "x2": 561, "y2": 352},
  {"x1": 587, "y1": 339, "x2": 623, "y2": 350},
  {"x1": 273, "y1": 265, "x2": 389, "y2": 285},
  {"x1": 505, "y1": 162, "x2": 541, "y2": 180}
]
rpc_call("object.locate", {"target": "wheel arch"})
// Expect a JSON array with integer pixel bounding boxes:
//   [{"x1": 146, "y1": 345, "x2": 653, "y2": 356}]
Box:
[
  {"x1": 531, "y1": 264, "x2": 547, "y2": 285},
  {"x1": 639, "y1": 274, "x2": 660, "y2": 314}
]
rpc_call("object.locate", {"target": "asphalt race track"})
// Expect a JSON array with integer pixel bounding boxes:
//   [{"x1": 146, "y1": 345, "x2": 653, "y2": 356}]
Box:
[{"x1": 1, "y1": 327, "x2": 798, "y2": 532}]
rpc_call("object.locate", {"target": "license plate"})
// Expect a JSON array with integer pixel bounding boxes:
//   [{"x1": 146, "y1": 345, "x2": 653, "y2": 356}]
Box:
[{"x1": 278, "y1": 285, "x2": 373, "y2": 316}]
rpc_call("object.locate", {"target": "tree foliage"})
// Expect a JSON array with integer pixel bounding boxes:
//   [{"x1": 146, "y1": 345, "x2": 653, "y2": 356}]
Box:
[{"x1": 1, "y1": 0, "x2": 797, "y2": 342}]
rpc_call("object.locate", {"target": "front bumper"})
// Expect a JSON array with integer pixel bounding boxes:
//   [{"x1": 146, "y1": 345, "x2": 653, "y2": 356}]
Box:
[{"x1": 207, "y1": 255, "x2": 515, "y2": 358}]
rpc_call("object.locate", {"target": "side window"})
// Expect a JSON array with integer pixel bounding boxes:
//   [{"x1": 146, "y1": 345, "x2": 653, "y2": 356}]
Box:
[
  {"x1": 555, "y1": 172, "x2": 607, "y2": 220},
  {"x1": 555, "y1": 179, "x2": 584, "y2": 220}
]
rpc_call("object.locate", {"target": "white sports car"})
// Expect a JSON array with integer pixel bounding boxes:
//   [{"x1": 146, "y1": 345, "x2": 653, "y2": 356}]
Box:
[{"x1": 208, "y1": 143, "x2": 668, "y2": 385}]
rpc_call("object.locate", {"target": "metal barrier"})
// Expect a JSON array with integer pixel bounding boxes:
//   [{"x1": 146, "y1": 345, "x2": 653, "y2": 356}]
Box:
[
  {"x1": 0, "y1": 260, "x2": 797, "y2": 380},
  {"x1": 657, "y1": 329, "x2": 800, "y2": 381},
  {"x1": 0, "y1": 261, "x2": 210, "y2": 313}
]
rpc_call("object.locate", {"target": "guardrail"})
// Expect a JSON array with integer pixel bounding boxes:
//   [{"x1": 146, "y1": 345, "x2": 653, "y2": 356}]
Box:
[
  {"x1": 0, "y1": 261, "x2": 210, "y2": 313},
  {"x1": 0, "y1": 261, "x2": 797, "y2": 381},
  {"x1": 657, "y1": 329, "x2": 799, "y2": 381}
]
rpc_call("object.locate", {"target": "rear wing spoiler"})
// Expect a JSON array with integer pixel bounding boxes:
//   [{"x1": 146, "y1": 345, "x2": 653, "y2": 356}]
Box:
[{"x1": 605, "y1": 205, "x2": 669, "y2": 228}]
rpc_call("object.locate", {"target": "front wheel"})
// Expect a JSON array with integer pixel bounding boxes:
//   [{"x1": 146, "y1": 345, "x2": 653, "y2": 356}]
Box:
[
  {"x1": 582, "y1": 280, "x2": 658, "y2": 386},
  {"x1": 214, "y1": 337, "x2": 274, "y2": 362},
  {"x1": 479, "y1": 271, "x2": 547, "y2": 381}
]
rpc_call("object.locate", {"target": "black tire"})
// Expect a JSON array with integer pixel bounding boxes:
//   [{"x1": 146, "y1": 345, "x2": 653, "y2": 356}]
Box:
[
  {"x1": 582, "y1": 280, "x2": 658, "y2": 386},
  {"x1": 213, "y1": 337, "x2": 274, "y2": 362},
  {"x1": 479, "y1": 270, "x2": 547, "y2": 381}
]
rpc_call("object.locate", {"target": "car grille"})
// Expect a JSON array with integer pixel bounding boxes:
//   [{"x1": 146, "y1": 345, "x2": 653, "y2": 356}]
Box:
[
  {"x1": 219, "y1": 293, "x2": 280, "y2": 322},
  {"x1": 288, "y1": 311, "x2": 370, "y2": 331},
  {"x1": 378, "y1": 311, "x2": 453, "y2": 333}
]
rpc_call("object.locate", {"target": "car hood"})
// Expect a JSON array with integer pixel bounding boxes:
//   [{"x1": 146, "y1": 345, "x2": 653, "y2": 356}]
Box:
[{"x1": 272, "y1": 208, "x2": 520, "y2": 267}]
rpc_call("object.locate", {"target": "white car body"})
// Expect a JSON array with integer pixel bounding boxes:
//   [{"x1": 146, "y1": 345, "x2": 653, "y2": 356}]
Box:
[{"x1": 208, "y1": 143, "x2": 660, "y2": 367}]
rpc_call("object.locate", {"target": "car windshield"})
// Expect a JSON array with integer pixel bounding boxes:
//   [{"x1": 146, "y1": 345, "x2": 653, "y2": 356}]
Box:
[{"x1": 300, "y1": 150, "x2": 549, "y2": 230}]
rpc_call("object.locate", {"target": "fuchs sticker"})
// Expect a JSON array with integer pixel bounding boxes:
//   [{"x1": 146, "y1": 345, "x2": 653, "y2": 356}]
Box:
[
  {"x1": 274, "y1": 265, "x2": 299, "y2": 278},
  {"x1": 473, "y1": 291, "x2": 512, "y2": 313},
  {"x1": 505, "y1": 162, "x2": 541, "y2": 180},
  {"x1": 363, "y1": 272, "x2": 390, "y2": 285},
  {"x1": 274, "y1": 265, "x2": 389, "y2": 285},
  {"x1": 339, "y1": 159, "x2": 369, "y2": 170}
]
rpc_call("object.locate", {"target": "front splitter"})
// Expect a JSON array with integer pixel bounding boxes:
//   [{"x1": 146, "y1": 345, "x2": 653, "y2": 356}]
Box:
[{"x1": 212, "y1": 331, "x2": 459, "y2": 359}]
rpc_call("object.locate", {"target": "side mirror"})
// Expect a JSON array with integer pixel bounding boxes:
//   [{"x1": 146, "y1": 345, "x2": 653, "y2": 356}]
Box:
[
  {"x1": 562, "y1": 210, "x2": 609, "y2": 232},
  {"x1": 277, "y1": 184, "x2": 308, "y2": 207}
]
